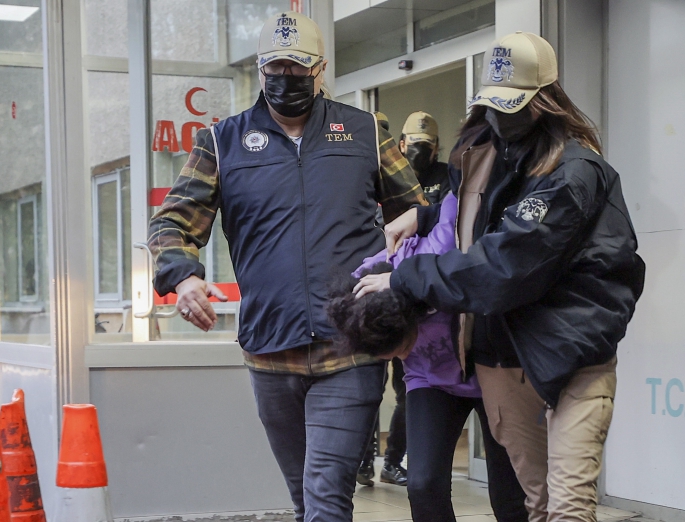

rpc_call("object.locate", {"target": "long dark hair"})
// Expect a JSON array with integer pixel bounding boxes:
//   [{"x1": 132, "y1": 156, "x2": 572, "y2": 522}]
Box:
[{"x1": 460, "y1": 81, "x2": 602, "y2": 177}]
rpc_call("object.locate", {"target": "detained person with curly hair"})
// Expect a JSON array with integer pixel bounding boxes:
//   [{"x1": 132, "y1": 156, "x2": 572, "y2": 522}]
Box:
[{"x1": 328, "y1": 193, "x2": 528, "y2": 522}]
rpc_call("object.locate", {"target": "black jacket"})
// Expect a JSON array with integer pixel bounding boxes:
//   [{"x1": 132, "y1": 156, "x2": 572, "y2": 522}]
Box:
[
  {"x1": 391, "y1": 137, "x2": 645, "y2": 407},
  {"x1": 418, "y1": 160, "x2": 450, "y2": 205}
]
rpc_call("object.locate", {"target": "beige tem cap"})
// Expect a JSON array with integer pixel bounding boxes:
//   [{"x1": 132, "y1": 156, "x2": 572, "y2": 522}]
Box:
[
  {"x1": 402, "y1": 111, "x2": 438, "y2": 145},
  {"x1": 469, "y1": 32, "x2": 558, "y2": 114},
  {"x1": 258, "y1": 11, "x2": 324, "y2": 69}
]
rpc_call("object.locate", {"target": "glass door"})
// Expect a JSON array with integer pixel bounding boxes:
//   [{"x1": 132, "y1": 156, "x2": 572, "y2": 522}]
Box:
[
  {"x1": 374, "y1": 61, "x2": 492, "y2": 483},
  {"x1": 84, "y1": 0, "x2": 293, "y2": 343}
]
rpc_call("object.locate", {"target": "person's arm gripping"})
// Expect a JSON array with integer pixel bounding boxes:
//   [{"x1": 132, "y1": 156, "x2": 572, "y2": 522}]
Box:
[{"x1": 391, "y1": 160, "x2": 602, "y2": 315}]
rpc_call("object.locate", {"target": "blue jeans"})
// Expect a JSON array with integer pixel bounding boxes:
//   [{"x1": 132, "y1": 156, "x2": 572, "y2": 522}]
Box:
[{"x1": 249, "y1": 363, "x2": 385, "y2": 522}]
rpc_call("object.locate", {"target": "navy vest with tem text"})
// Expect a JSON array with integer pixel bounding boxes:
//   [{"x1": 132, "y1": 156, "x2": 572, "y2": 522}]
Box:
[{"x1": 211, "y1": 93, "x2": 385, "y2": 354}]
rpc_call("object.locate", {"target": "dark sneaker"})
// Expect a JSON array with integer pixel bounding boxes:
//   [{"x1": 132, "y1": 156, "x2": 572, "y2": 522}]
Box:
[
  {"x1": 380, "y1": 462, "x2": 407, "y2": 486},
  {"x1": 356, "y1": 459, "x2": 375, "y2": 487}
]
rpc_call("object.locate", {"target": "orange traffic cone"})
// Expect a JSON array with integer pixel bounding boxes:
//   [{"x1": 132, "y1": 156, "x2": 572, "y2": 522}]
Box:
[
  {"x1": 54, "y1": 404, "x2": 113, "y2": 522},
  {"x1": 0, "y1": 389, "x2": 46, "y2": 522},
  {"x1": 0, "y1": 449, "x2": 12, "y2": 522}
]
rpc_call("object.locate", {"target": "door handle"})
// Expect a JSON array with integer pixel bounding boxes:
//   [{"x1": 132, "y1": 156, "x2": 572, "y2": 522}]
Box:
[
  {"x1": 133, "y1": 242, "x2": 180, "y2": 319},
  {"x1": 133, "y1": 242, "x2": 155, "y2": 318}
]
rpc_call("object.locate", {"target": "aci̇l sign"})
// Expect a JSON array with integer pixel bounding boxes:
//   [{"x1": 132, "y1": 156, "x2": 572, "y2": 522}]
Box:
[{"x1": 152, "y1": 87, "x2": 219, "y2": 153}]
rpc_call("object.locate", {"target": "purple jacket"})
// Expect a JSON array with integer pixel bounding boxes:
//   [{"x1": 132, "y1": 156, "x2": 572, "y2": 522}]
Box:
[{"x1": 355, "y1": 194, "x2": 480, "y2": 397}]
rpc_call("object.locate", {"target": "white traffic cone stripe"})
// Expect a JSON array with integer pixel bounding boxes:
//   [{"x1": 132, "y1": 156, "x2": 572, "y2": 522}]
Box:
[{"x1": 53, "y1": 486, "x2": 113, "y2": 522}]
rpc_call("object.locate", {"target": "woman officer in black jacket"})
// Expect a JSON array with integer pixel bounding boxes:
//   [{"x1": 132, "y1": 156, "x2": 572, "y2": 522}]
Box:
[{"x1": 355, "y1": 32, "x2": 645, "y2": 522}]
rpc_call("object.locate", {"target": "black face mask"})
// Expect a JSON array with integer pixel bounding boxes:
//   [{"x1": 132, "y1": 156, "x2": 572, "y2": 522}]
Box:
[
  {"x1": 405, "y1": 143, "x2": 435, "y2": 174},
  {"x1": 263, "y1": 73, "x2": 316, "y2": 118},
  {"x1": 485, "y1": 106, "x2": 537, "y2": 142}
]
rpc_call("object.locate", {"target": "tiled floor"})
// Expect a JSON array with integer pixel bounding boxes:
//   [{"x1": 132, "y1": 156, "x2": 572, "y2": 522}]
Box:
[
  {"x1": 134, "y1": 458, "x2": 646, "y2": 522},
  {"x1": 351, "y1": 458, "x2": 640, "y2": 522}
]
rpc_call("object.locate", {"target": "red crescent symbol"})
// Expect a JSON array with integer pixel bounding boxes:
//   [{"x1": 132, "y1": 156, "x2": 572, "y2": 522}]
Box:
[{"x1": 185, "y1": 87, "x2": 207, "y2": 116}]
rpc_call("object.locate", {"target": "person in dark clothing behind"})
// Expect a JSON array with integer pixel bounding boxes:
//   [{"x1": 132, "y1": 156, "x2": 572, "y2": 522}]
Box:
[
  {"x1": 355, "y1": 32, "x2": 645, "y2": 522},
  {"x1": 147, "y1": 11, "x2": 427, "y2": 522},
  {"x1": 399, "y1": 111, "x2": 450, "y2": 205}
]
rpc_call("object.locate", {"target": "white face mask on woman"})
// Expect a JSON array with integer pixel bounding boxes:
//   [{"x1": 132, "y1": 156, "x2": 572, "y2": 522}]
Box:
[{"x1": 485, "y1": 107, "x2": 538, "y2": 142}]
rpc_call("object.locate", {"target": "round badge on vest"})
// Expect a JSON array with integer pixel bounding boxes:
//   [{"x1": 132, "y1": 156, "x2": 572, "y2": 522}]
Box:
[{"x1": 243, "y1": 130, "x2": 269, "y2": 152}]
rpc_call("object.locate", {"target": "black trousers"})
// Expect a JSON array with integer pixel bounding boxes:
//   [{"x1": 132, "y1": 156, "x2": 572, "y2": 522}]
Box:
[{"x1": 406, "y1": 387, "x2": 528, "y2": 522}]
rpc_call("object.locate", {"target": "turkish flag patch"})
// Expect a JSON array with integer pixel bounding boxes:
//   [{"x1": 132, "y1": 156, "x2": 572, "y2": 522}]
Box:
[{"x1": 330, "y1": 123, "x2": 345, "y2": 132}]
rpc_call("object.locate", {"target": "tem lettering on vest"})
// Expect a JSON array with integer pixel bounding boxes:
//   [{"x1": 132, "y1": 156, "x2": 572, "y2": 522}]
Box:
[{"x1": 325, "y1": 133, "x2": 354, "y2": 142}]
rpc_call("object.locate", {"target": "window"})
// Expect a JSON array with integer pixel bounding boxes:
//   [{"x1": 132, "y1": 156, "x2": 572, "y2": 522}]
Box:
[
  {"x1": 17, "y1": 195, "x2": 39, "y2": 302},
  {"x1": 93, "y1": 169, "x2": 131, "y2": 306},
  {"x1": 414, "y1": 0, "x2": 495, "y2": 52}
]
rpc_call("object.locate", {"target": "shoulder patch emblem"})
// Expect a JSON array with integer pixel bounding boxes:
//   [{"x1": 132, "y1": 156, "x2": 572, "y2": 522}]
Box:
[
  {"x1": 516, "y1": 197, "x2": 549, "y2": 223},
  {"x1": 242, "y1": 130, "x2": 269, "y2": 152}
]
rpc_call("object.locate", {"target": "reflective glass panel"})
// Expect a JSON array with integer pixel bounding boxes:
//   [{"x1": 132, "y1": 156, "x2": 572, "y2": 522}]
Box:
[
  {"x1": 97, "y1": 178, "x2": 120, "y2": 296},
  {"x1": 473, "y1": 51, "x2": 484, "y2": 95},
  {"x1": 414, "y1": 0, "x2": 495, "y2": 52},
  {"x1": 227, "y1": 0, "x2": 290, "y2": 64},
  {"x1": 0, "y1": 1, "x2": 49, "y2": 344},
  {"x1": 88, "y1": 69, "x2": 131, "y2": 340},
  {"x1": 18, "y1": 198, "x2": 37, "y2": 300},
  {"x1": 336, "y1": 23, "x2": 406, "y2": 77},
  {"x1": 151, "y1": 0, "x2": 222, "y2": 62},
  {"x1": 85, "y1": 0, "x2": 128, "y2": 58},
  {"x1": 0, "y1": 0, "x2": 41, "y2": 53}
]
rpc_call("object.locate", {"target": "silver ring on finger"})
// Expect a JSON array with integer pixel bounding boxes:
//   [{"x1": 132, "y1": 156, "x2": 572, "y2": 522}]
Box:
[{"x1": 180, "y1": 308, "x2": 190, "y2": 318}]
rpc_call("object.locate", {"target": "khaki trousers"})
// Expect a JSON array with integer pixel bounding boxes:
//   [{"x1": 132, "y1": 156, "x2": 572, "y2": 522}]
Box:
[{"x1": 476, "y1": 359, "x2": 617, "y2": 522}]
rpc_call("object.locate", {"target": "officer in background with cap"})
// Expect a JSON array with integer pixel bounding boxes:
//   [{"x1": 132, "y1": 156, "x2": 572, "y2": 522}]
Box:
[
  {"x1": 400, "y1": 111, "x2": 450, "y2": 205},
  {"x1": 148, "y1": 11, "x2": 426, "y2": 522}
]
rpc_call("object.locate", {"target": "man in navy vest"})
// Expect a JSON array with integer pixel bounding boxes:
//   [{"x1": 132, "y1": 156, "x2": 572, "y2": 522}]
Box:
[{"x1": 148, "y1": 11, "x2": 426, "y2": 522}]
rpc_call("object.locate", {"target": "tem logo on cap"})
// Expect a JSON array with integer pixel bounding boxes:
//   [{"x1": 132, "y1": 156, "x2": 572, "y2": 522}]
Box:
[
  {"x1": 488, "y1": 47, "x2": 514, "y2": 83},
  {"x1": 243, "y1": 130, "x2": 269, "y2": 152},
  {"x1": 273, "y1": 14, "x2": 299, "y2": 48}
]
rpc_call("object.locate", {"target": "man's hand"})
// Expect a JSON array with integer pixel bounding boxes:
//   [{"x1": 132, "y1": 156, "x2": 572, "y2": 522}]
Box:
[
  {"x1": 384, "y1": 207, "x2": 418, "y2": 255},
  {"x1": 353, "y1": 272, "x2": 392, "y2": 299},
  {"x1": 175, "y1": 275, "x2": 228, "y2": 331}
]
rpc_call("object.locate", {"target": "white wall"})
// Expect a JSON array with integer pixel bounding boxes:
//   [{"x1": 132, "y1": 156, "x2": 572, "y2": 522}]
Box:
[
  {"x1": 496, "y1": 0, "x2": 540, "y2": 37},
  {"x1": 604, "y1": 0, "x2": 685, "y2": 511},
  {"x1": 90, "y1": 365, "x2": 291, "y2": 518}
]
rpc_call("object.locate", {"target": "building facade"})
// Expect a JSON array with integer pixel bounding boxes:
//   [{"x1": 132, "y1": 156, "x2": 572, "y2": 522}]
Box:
[{"x1": 0, "y1": 0, "x2": 682, "y2": 520}]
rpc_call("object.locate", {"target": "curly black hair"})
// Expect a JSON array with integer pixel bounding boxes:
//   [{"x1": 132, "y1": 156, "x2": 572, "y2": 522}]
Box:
[{"x1": 326, "y1": 263, "x2": 429, "y2": 357}]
